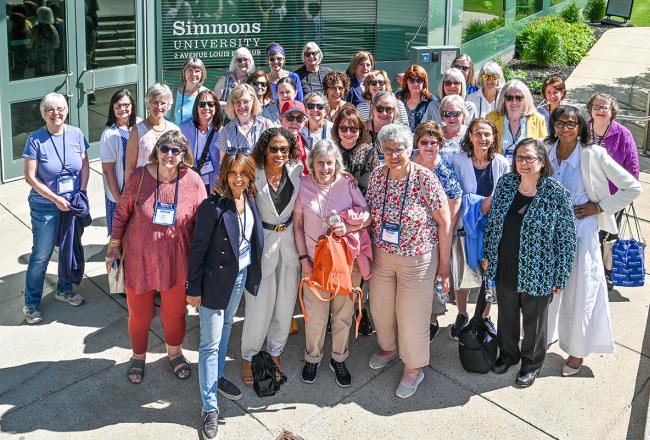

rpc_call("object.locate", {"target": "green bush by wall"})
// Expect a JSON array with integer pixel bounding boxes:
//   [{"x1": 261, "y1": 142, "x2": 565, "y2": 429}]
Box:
[{"x1": 583, "y1": 0, "x2": 606, "y2": 22}]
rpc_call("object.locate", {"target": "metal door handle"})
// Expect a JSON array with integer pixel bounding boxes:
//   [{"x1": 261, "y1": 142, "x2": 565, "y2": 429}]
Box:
[
  {"x1": 65, "y1": 71, "x2": 74, "y2": 97},
  {"x1": 86, "y1": 70, "x2": 96, "y2": 94}
]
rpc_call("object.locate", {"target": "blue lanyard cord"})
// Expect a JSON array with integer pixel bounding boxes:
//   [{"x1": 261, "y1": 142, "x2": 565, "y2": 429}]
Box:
[
  {"x1": 47, "y1": 127, "x2": 69, "y2": 174},
  {"x1": 380, "y1": 164, "x2": 411, "y2": 225},
  {"x1": 155, "y1": 166, "x2": 180, "y2": 207}
]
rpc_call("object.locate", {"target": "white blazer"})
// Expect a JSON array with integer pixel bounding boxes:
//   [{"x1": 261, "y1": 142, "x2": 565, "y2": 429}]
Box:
[{"x1": 449, "y1": 151, "x2": 511, "y2": 196}]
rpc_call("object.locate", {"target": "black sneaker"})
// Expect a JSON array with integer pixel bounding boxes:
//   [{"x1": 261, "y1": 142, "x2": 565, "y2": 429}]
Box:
[
  {"x1": 218, "y1": 377, "x2": 242, "y2": 401},
  {"x1": 484, "y1": 316, "x2": 497, "y2": 336},
  {"x1": 201, "y1": 410, "x2": 218, "y2": 439},
  {"x1": 329, "y1": 359, "x2": 351, "y2": 387},
  {"x1": 449, "y1": 314, "x2": 469, "y2": 341},
  {"x1": 301, "y1": 361, "x2": 319, "y2": 384},
  {"x1": 429, "y1": 320, "x2": 440, "y2": 342},
  {"x1": 358, "y1": 309, "x2": 374, "y2": 336}
]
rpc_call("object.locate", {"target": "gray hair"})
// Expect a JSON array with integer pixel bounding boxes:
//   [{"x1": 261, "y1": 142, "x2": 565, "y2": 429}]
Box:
[
  {"x1": 437, "y1": 68, "x2": 467, "y2": 100},
  {"x1": 40, "y1": 92, "x2": 68, "y2": 120},
  {"x1": 439, "y1": 94, "x2": 468, "y2": 120},
  {"x1": 301, "y1": 41, "x2": 323, "y2": 65},
  {"x1": 228, "y1": 47, "x2": 255, "y2": 73},
  {"x1": 495, "y1": 80, "x2": 537, "y2": 117},
  {"x1": 307, "y1": 139, "x2": 345, "y2": 175},
  {"x1": 304, "y1": 91, "x2": 326, "y2": 104},
  {"x1": 377, "y1": 123, "x2": 413, "y2": 153},
  {"x1": 144, "y1": 83, "x2": 173, "y2": 109},
  {"x1": 371, "y1": 91, "x2": 400, "y2": 123},
  {"x1": 478, "y1": 62, "x2": 505, "y2": 89}
]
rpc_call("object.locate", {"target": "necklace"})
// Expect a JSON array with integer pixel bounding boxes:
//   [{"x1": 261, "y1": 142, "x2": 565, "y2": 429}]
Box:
[
  {"x1": 315, "y1": 176, "x2": 334, "y2": 228},
  {"x1": 266, "y1": 166, "x2": 283, "y2": 190},
  {"x1": 519, "y1": 181, "x2": 537, "y2": 195},
  {"x1": 150, "y1": 119, "x2": 167, "y2": 133}
]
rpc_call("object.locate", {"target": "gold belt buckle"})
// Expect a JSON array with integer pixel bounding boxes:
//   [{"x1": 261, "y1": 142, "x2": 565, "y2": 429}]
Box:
[{"x1": 274, "y1": 224, "x2": 287, "y2": 232}]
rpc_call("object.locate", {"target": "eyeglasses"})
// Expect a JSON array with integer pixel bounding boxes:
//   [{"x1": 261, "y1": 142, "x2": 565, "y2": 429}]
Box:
[
  {"x1": 592, "y1": 104, "x2": 611, "y2": 111},
  {"x1": 505, "y1": 95, "x2": 524, "y2": 102},
  {"x1": 338, "y1": 125, "x2": 360, "y2": 134},
  {"x1": 306, "y1": 103, "x2": 325, "y2": 110},
  {"x1": 46, "y1": 107, "x2": 67, "y2": 114},
  {"x1": 226, "y1": 146, "x2": 252, "y2": 156},
  {"x1": 269, "y1": 56, "x2": 284, "y2": 62},
  {"x1": 304, "y1": 51, "x2": 319, "y2": 58},
  {"x1": 407, "y1": 77, "x2": 424, "y2": 85},
  {"x1": 284, "y1": 113, "x2": 306, "y2": 123},
  {"x1": 269, "y1": 146, "x2": 289, "y2": 154},
  {"x1": 481, "y1": 73, "x2": 499, "y2": 81},
  {"x1": 159, "y1": 145, "x2": 183, "y2": 156},
  {"x1": 368, "y1": 79, "x2": 386, "y2": 87},
  {"x1": 444, "y1": 80, "x2": 461, "y2": 87},
  {"x1": 418, "y1": 140, "x2": 441, "y2": 148},
  {"x1": 383, "y1": 147, "x2": 406, "y2": 156},
  {"x1": 554, "y1": 121, "x2": 578, "y2": 129},
  {"x1": 442, "y1": 110, "x2": 462, "y2": 118},
  {"x1": 251, "y1": 81, "x2": 268, "y2": 88},
  {"x1": 453, "y1": 64, "x2": 470, "y2": 72},
  {"x1": 198, "y1": 101, "x2": 216, "y2": 108},
  {"x1": 113, "y1": 102, "x2": 132, "y2": 109},
  {"x1": 236, "y1": 58, "x2": 249, "y2": 64},
  {"x1": 514, "y1": 155, "x2": 540, "y2": 163},
  {"x1": 375, "y1": 106, "x2": 394, "y2": 114}
]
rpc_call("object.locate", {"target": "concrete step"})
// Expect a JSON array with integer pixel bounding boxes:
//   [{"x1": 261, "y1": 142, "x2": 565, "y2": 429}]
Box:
[
  {"x1": 98, "y1": 28, "x2": 135, "y2": 40},
  {"x1": 96, "y1": 38, "x2": 135, "y2": 50},
  {"x1": 94, "y1": 55, "x2": 137, "y2": 67},
  {"x1": 95, "y1": 46, "x2": 136, "y2": 57}
]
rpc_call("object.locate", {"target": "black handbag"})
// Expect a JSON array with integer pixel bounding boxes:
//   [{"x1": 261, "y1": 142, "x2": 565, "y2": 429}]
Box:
[
  {"x1": 251, "y1": 351, "x2": 280, "y2": 397},
  {"x1": 458, "y1": 282, "x2": 498, "y2": 373}
]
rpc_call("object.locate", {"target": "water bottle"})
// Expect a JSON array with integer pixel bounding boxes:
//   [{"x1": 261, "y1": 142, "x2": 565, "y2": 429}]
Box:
[
  {"x1": 328, "y1": 209, "x2": 341, "y2": 226},
  {"x1": 435, "y1": 275, "x2": 448, "y2": 304},
  {"x1": 485, "y1": 278, "x2": 497, "y2": 304}
]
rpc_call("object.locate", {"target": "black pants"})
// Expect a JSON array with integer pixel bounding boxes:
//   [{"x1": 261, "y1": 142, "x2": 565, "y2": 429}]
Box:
[{"x1": 496, "y1": 283, "x2": 552, "y2": 373}]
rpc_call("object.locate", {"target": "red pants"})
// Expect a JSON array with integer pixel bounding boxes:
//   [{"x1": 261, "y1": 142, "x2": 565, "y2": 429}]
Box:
[{"x1": 127, "y1": 284, "x2": 187, "y2": 355}]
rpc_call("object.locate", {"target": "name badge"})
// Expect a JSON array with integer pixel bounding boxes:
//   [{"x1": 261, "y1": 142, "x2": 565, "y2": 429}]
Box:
[
  {"x1": 57, "y1": 174, "x2": 75, "y2": 194},
  {"x1": 239, "y1": 243, "x2": 251, "y2": 269},
  {"x1": 200, "y1": 154, "x2": 215, "y2": 176},
  {"x1": 381, "y1": 221, "x2": 401, "y2": 245},
  {"x1": 153, "y1": 202, "x2": 177, "y2": 226}
]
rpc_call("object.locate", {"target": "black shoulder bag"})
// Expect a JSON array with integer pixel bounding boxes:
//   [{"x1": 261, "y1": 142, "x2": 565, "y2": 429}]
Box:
[{"x1": 458, "y1": 281, "x2": 498, "y2": 373}]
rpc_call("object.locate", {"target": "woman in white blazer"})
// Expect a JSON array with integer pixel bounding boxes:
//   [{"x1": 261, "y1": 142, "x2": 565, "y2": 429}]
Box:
[
  {"x1": 544, "y1": 105, "x2": 642, "y2": 377},
  {"x1": 240, "y1": 127, "x2": 303, "y2": 388}
]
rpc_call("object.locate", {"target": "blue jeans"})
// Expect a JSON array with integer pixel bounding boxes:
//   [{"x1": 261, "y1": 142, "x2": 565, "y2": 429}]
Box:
[
  {"x1": 198, "y1": 269, "x2": 247, "y2": 412},
  {"x1": 24, "y1": 199, "x2": 72, "y2": 309}
]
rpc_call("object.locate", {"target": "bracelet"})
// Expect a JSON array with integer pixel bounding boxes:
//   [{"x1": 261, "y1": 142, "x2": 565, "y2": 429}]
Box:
[
  {"x1": 596, "y1": 203, "x2": 603, "y2": 214},
  {"x1": 109, "y1": 239, "x2": 121, "y2": 244},
  {"x1": 299, "y1": 254, "x2": 309, "y2": 261}
]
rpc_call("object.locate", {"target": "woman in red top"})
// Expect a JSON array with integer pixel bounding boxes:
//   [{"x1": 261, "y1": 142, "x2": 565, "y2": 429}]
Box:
[{"x1": 106, "y1": 130, "x2": 206, "y2": 384}]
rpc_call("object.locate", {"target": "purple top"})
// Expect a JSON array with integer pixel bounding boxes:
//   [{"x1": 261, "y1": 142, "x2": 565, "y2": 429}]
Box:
[{"x1": 594, "y1": 120, "x2": 639, "y2": 194}]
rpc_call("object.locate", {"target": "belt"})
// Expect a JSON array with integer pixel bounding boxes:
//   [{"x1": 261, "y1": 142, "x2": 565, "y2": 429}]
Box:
[{"x1": 262, "y1": 217, "x2": 293, "y2": 232}]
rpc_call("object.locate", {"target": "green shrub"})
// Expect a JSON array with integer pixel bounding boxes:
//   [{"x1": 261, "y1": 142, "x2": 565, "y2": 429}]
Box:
[
  {"x1": 583, "y1": 0, "x2": 606, "y2": 22},
  {"x1": 528, "y1": 80, "x2": 544, "y2": 95},
  {"x1": 521, "y1": 23, "x2": 567, "y2": 66},
  {"x1": 462, "y1": 17, "x2": 506, "y2": 43},
  {"x1": 560, "y1": 2, "x2": 581, "y2": 23}
]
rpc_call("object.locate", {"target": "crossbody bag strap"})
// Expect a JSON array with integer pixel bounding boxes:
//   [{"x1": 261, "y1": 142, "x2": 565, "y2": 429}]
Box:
[{"x1": 195, "y1": 128, "x2": 216, "y2": 171}]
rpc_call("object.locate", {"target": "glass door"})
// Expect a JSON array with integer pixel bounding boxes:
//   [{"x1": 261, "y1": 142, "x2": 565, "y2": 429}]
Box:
[{"x1": 0, "y1": 0, "x2": 145, "y2": 181}]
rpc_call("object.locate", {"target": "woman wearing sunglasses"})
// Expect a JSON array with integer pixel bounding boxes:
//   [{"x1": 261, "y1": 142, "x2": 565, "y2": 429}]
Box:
[
  {"x1": 486, "y1": 80, "x2": 547, "y2": 160},
  {"x1": 214, "y1": 47, "x2": 255, "y2": 105},
  {"x1": 168, "y1": 57, "x2": 209, "y2": 125},
  {"x1": 482, "y1": 138, "x2": 577, "y2": 387},
  {"x1": 261, "y1": 76, "x2": 299, "y2": 125},
  {"x1": 438, "y1": 95, "x2": 468, "y2": 164},
  {"x1": 247, "y1": 70, "x2": 275, "y2": 109},
  {"x1": 107, "y1": 130, "x2": 207, "y2": 385},
  {"x1": 451, "y1": 54, "x2": 479, "y2": 95},
  {"x1": 396, "y1": 65, "x2": 433, "y2": 133},
  {"x1": 279, "y1": 100, "x2": 310, "y2": 174},
  {"x1": 365, "y1": 91, "x2": 402, "y2": 155},
  {"x1": 180, "y1": 90, "x2": 225, "y2": 194},
  {"x1": 302, "y1": 92, "x2": 334, "y2": 150},
  {"x1": 266, "y1": 42, "x2": 304, "y2": 102},
  {"x1": 240, "y1": 127, "x2": 303, "y2": 389},
  {"x1": 356, "y1": 70, "x2": 409, "y2": 125},
  {"x1": 294, "y1": 41, "x2": 332, "y2": 95},
  {"x1": 467, "y1": 62, "x2": 505, "y2": 118},
  {"x1": 424, "y1": 68, "x2": 477, "y2": 125}
]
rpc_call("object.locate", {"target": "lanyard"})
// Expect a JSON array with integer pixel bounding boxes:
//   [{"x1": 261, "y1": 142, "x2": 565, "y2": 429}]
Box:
[
  {"x1": 179, "y1": 85, "x2": 186, "y2": 122},
  {"x1": 237, "y1": 198, "x2": 249, "y2": 245},
  {"x1": 47, "y1": 127, "x2": 69, "y2": 174},
  {"x1": 195, "y1": 125, "x2": 214, "y2": 158},
  {"x1": 380, "y1": 164, "x2": 411, "y2": 225},
  {"x1": 155, "y1": 166, "x2": 180, "y2": 207}
]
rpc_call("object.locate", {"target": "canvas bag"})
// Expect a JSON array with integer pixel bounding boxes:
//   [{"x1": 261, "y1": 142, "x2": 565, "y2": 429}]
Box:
[{"x1": 611, "y1": 203, "x2": 646, "y2": 287}]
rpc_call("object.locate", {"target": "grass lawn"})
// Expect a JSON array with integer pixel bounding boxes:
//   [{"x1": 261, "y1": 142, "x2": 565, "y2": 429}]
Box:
[
  {"x1": 631, "y1": 0, "x2": 650, "y2": 26},
  {"x1": 463, "y1": 0, "x2": 504, "y2": 16}
]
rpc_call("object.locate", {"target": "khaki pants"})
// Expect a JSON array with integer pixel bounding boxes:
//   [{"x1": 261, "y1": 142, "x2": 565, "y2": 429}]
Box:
[
  {"x1": 369, "y1": 247, "x2": 438, "y2": 369},
  {"x1": 303, "y1": 265, "x2": 361, "y2": 364}
]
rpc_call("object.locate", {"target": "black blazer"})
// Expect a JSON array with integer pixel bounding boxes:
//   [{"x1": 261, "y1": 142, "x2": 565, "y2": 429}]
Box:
[{"x1": 186, "y1": 193, "x2": 264, "y2": 310}]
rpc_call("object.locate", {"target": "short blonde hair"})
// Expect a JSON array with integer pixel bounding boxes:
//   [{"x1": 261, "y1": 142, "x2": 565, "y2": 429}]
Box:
[
  {"x1": 180, "y1": 57, "x2": 207, "y2": 84},
  {"x1": 145, "y1": 83, "x2": 173, "y2": 109},
  {"x1": 439, "y1": 95, "x2": 468, "y2": 120},
  {"x1": 495, "y1": 80, "x2": 536, "y2": 116},
  {"x1": 362, "y1": 70, "x2": 392, "y2": 100},
  {"x1": 438, "y1": 68, "x2": 467, "y2": 100},
  {"x1": 224, "y1": 84, "x2": 261, "y2": 120},
  {"x1": 40, "y1": 92, "x2": 68, "y2": 120}
]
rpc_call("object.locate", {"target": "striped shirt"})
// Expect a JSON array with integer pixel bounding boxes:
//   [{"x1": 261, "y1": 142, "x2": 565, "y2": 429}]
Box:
[{"x1": 216, "y1": 116, "x2": 273, "y2": 155}]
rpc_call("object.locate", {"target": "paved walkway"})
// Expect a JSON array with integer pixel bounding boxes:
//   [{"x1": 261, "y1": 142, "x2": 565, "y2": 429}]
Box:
[{"x1": 1, "y1": 28, "x2": 650, "y2": 440}]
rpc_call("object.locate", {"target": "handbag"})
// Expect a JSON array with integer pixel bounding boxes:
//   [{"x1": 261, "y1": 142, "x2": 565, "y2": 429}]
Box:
[
  {"x1": 611, "y1": 203, "x2": 646, "y2": 287},
  {"x1": 251, "y1": 351, "x2": 280, "y2": 397},
  {"x1": 107, "y1": 169, "x2": 145, "y2": 294},
  {"x1": 451, "y1": 229, "x2": 483, "y2": 291},
  {"x1": 457, "y1": 280, "x2": 498, "y2": 373}
]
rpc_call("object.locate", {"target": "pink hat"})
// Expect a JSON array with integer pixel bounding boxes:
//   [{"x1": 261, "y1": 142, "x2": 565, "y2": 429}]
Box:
[{"x1": 281, "y1": 100, "x2": 307, "y2": 116}]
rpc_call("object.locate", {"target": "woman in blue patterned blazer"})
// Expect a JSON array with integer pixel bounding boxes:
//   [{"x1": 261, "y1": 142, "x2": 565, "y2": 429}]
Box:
[{"x1": 482, "y1": 138, "x2": 577, "y2": 388}]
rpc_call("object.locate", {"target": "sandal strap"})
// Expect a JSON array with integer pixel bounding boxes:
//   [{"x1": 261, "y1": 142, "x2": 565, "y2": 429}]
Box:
[{"x1": 169, "y1": 354, "x2": 189, "y2": 368}]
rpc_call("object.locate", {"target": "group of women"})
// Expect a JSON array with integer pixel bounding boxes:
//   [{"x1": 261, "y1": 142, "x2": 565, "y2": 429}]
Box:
[{"x1": 20, "y1": 46, "x2": 641, "y2": 440}]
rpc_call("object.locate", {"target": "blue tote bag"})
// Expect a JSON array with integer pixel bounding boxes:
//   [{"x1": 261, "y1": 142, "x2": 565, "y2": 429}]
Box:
[{"x1": 611, "y1": 204, "x2": 646, "y2": 287}]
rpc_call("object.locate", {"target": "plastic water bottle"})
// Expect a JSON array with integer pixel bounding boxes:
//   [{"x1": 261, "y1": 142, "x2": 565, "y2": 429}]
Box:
[
  {"x1": 485, "y1": 278, "x2": 497, "y2": 304},
  {"x1": 435, "y1": 275, "x2": 448, "y2": 304},
  {"x1": 328, "y1": 209, "x2": 341, "y2": 226}
]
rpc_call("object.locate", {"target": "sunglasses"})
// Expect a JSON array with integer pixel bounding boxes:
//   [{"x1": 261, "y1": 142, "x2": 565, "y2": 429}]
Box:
[
  {"x1": 407, "y1": 77, "x2": 424, "y2": 85},
  {"x1": 251, "y1": 81, "x2": 268, "y2": 88},
  {"x1": 159, "y1": 145, "x2": 183, "y2": 156},
  {"x1": 306, "y1": 103, "x2": 325, "y2": 110},
  {"x1": 514, "y1": 155, "x2": 540, "y2": 163},
  {"x1": 338, "y1": 125, "x2": 360, "y2": 134},
  {"x1": 368, "y1": 79, "x2": 386, "y2": 87},
  {"x1": 444, "y1": 80, "x2": 462, "y2": 87},
  {"x1": 453, "y1": 64, "x2": 470, "y2": 72},
  {"x1": 269, "y1": 56, "x2": 284, "y2": 62},
  {"x1": 482, "y1": 73, "x2": 499, "y2": 81},
  {"x1": 226, "y1": 146, "x2": 252, "y2": 156},
  {"x1": 304, "y1": 51, "x2": 319, "y2": 58},
  {"x1": 284, "y1": 113, "x2": 306, "y2": 123},
  {"x1": 505, "y1": 95, "x2": 524, "y2": 102},
  {"x1": 269, "y1": 146, "x2": 289, "y2": 154},
  {"x1": 554, "y1": 121, "x2": 578, "y2": 129},
  {"x1": 198, "y1": 101, "x2": 215, "y2": 108},
  {"x1": 375, "y1": 105, "x2": 394, "y2": 114},
  {"x1": 442, "y1": 110, "x2": 462, "y2": 118}
]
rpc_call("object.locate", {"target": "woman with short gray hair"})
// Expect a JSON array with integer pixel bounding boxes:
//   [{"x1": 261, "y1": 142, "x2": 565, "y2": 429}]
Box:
[
  {"x1": 439, "y1": 94, "x2": 469, "y2": 163},
  {"x1": 424, "y1": 68, "x2": 477, "y2": 124},
  {"x1": 294, "y1": 41, "x2": 332, "y2": 95},
  {"x1": 365, "y1": 123, "x2": 451, "y2": 398},
  {"x1": 125, "y1": 83, "x2": 179, "y2": 179},
  {"x1": 365, "y1": 91, "x2": 403, "y2": 154},
  {"x1": 213, "y1": 47, "x2": 255, "y2": 104}
]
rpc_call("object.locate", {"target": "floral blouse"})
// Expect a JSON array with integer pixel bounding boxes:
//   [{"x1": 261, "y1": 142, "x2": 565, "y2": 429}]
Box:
[
  {"x1": 366, "y1": 162, "x2": 447, "y2": 256},
  {"x1": 433, "y1": 160, "x2": 462, "y2": 200}
]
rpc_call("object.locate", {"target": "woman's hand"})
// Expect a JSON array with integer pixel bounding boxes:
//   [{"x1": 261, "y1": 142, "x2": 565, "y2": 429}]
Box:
[
  {"x1": 331, "y1": 220, "x2": 347, "y2": 237},
  {"x1": 481, "y1": 258, "x2": 489, "y2": 271},
  {"x1": 552, "y1": 286, "x2": 562, "y2": 295},
  {"x1": 341, "y1": 171, "x2": 358, "y2": 188},
  {"x1": 435, "y1": 264, "x2": 451, "y2": 294},
  {"x1": 480, "y1": 195, "x2": 492, "y2": 216},
  {"x1": 186, "y1": 295, "x2": 201, "y2": 308},
  {"x1": 54, "y1": 196, "x2": 71, "y2": 212},
  {"x1": 301, "y1": 259, "x2": 313, "y2": 279},
  {"x1": 105, "y1": 245, "x2": 121, "y2": 273},
  {"x1": 574, "y1": 201, "x2": 600, "y2": 219}
]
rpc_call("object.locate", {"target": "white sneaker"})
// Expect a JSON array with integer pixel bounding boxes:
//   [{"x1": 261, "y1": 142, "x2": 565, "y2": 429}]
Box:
[
  {"x1": 54, "y1": 291, "x2": 84, "y2": 306},
  {"x1": 395, "y1": 369, "x2": 424, "y2": 399},
  {"x1": 23, "y1": 306, "x2": 43, "y2": 324},
  {"x1": 368, "y1": 351, "x2": 398, "y2": 370}
]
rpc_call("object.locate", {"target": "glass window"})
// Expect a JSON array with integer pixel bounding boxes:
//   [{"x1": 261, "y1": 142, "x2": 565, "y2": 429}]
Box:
[
  {"x1": 11, "y1": 99, "x2": 67, "y2": 161},
  {"x1": 7, "y1": 2, "x2": 68, "y2": 81},
  {"x1": 85, "y1": 0, "x2": 137, "y2": 69},
  {"x1": 462, "y1": 0, "x2": 506, "y2": 43},
  {"x1": 516, "y1": 0, "x2": 544, "y2": 20},
  {"x1": 86, "y1": 84, "x2": 138, "y2": 144}
]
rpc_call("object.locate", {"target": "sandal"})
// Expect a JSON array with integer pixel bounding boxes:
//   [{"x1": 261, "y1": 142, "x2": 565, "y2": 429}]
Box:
[
  {"x1": 169, "y1": 354, "x2": 191, "y2": 380},
  {"x1": 272, "y1": 356, "x2": 288, "y2": 385},
  {"x1": 127, "y1": 358, "x2": 145, "y2": 384},
  {"x1": 242, "y1": 360, "x2": 253, "y2": 388}
]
